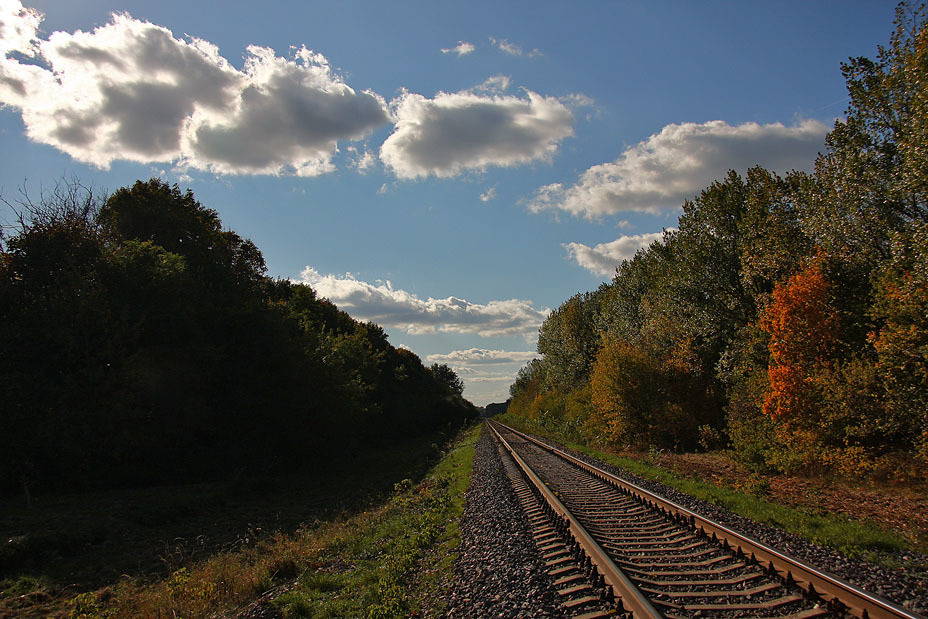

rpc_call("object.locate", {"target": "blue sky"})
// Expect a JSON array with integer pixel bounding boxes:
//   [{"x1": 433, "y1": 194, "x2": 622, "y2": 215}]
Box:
[{"x1": 0, "y1": 0, "x2": 898, "y2": 405}]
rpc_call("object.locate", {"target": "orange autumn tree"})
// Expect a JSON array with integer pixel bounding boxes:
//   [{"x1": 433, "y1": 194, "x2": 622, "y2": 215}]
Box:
[{"x1": 759, "y1": 259, "x2": 839, "y2": 472}]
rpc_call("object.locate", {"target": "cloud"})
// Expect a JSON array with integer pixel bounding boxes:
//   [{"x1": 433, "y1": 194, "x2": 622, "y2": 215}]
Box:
[
  {"x1": 300, "y1": 267, "x2": 548, "y2": 337},
  {"x1": 427, "y1": 348, "x2": 538, "y2": 365},
  {"x1": 0, "y1": 0, "x2": 40, "y2": 56},
  {"x1": 189, "y1": 46, "x2": 388, "y2": 176},
  {"x1": 563, "y1": 231, "x2": 668, "y2": 277},
  {"x1": 348, "y1": 147, "x2": 377, "y2": 173},
  {"x1": 528, "y1": 119, "x2": 828, "y2": 220},
  {"x1": 561, "y1": 93, "x2": 595, "y2": 108},
  {"x1": 489, "y1": 36, "x2": 541, "y2": 58},
  {"x1": 427, "y1": 347, "x2": 538, "y2": 405},
  {"x1": 380, "y1": 88, "x2": 574, "y2": 179},
  {"x1": 441, "y1": 40, "x2": 474, "y2": 56},
  {"x1": 479, "y1": 187, "x2": 496, "y2": 202},
  {"x1": 0, "y1": 3, "x2": 389, "y2": 175},
  {"x1": 471, "y1": 74, "x2": 510, "y2": 94}
]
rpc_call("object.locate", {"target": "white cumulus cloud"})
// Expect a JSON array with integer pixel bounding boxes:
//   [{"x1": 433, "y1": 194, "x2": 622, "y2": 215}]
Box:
[
  {"x1": 427, "y1": 348, "x2": 538, "y2": 365},
  {"x1": 380, "y1": 88, "x2": 574, "y2": 179},
  {"x1": 348, "y1": 147, "x2": 377, "y2": 173},
  {"x1": 0, "y1": 0, "x2": 40, "y2": 56},
  {"x1": 529, "y1": 119, "x2": 828, "y2": 220},
  {"x1": 427, "y1": 347, "x2": 539, "y2": 406},
  {"x1": 563, "y1": 231, "x2": 668, "y2": 277},
  {"x1": 300, "y1": 267, "x2": 549, "y2": 337},
  {"x1": 441, "y1": 40, "x2": 474, "y2": 56},
  {"x1": 0, "y1": 3, "x2": 389, "y2": 175}
]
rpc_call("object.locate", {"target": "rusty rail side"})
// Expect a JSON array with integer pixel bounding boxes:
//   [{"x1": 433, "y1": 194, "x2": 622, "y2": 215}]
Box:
[
  {"x1": 492, "y1": 420, "x2": 922, "y2": 619},
  {"x1": 488, "y1": 421, "x2": 661, "y2": 619}
]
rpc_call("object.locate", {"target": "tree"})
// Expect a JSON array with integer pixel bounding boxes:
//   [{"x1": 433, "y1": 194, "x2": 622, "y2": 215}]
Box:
[
  {"x1": 761, "y1": 260, "x2": 838, "y2": 423},
  {"x1": 503, "y1": 3, "x2": 928, "y2": 480},
  {"x1": 738, "y1": 168, "x2": 812, "y2": 305},
  {"x1": 537, "y1": 291, "x2": 604, "y2": 392},
  {"x1": 801, "y1": 4, "x2": 928, "y2": 269},
  {"x1": 510, "y1": 359, "x2": 545, "y2": 400},
  {"x1": 100, "y1": 179, "x2": 221, "y2": 257},
  {"x1": 430, "y1": 363, "x2": 464, "y2": 396},
  {"x1": 99, "y1": 178, "x2": 267, "y2": 294},
  {"x1": 870, "y1": 223, "x2": 928, "y2": 476},
  {"x1": 1, "y1": 178, "x2": 478, "y2": 496},
  {"x1": 0, "y1": 183, "x2": 118, "y2": 496},
  {"x1": 590, "y1": 336, "x2": 702, "y2": 450},
  {"x1": 757, "y1": 258, "x2": 866, "y2": 473}
]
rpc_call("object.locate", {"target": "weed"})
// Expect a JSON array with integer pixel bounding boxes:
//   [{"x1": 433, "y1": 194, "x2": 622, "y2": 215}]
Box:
[
  {"x1": 2, "y1": 426, "x2": 460, "y2": 618},
  {"x1": 697, "y1": 424, "x2": 727, "y2": 451},
  {"x1": 268, "y1": 556, "x2": 300, "y2": 580},
  {"x1": 734, "y1": 473, "x2": 771, "y2": 497},
  {"x1": 47, "y1": 423, "x2": 481, "y2": 619},
  {"x1": 0, "y1": 574, "x2": 49, "y2": 598},
  {"x1": 70, "y1": 591, "x2": 112, "y2": 619},
  {"x1": 300, "y1": 571, "x2": 344, "y2": 594},
  {"x1": 278, "y1": 592, "x2": 313, "y2": 618}
]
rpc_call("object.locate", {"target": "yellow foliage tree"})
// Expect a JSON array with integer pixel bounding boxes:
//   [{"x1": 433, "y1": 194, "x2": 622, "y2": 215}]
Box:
[{"x1": 591, "y1": 336, "x2": 702, "y2": 450}]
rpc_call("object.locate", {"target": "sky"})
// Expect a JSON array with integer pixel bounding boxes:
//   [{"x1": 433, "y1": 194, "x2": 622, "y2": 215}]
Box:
[{"x1": 0, "y1": 0, "x2": 900, "y2": 406}]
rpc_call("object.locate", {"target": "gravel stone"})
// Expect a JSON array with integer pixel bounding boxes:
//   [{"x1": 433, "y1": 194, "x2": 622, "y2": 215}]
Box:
[{"x1": 443, "y1": 426, "x2": 569, "y2": 618}]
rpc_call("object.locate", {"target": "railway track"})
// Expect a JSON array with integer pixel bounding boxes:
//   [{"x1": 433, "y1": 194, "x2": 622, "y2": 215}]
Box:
[{"x1": 487, "y1": 420, "x2": 923, "y2": 619}]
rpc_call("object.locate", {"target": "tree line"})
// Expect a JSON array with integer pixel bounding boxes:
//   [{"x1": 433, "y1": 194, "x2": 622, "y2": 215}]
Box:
[
  {"x1": 507, "y1": 4, "x2": 928, "y2": 481},
  {"x1": 0, "y1": 179, "x2": 476, "y2": 498}
]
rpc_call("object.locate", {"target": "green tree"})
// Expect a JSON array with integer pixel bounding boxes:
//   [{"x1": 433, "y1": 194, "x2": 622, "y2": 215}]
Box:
[
  {"x1": 537, "y1": 291, "x2": 605, "y2": 392},
  {"x1": 801, "y1": 4, "x2": 928, "y2": 269},
  {"x1": 1, "y1": 177, "x2": 477, "y2": 496},
  {"x1": 0, "y1": 183, "x2": 119, "y2": 495},
  {"x1": 430, "y1": 363, "x2": 464, "y2": 396},
  {"x1": 870, "y1": 223, "x2": 928, "y2": 476},
  {"x1": 99, "y1": 178, "x2": 267, "y2": 294}
]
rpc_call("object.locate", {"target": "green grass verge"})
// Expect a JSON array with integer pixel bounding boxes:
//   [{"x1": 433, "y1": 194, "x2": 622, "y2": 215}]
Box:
[
  {"x1": 0, "y1": 428, "x2": 455, "y2": 596},
  {"x1": 1, "y1": 424, "x2": 481, "y2": 619},
  {"x1": 273, "y1": 422, "x2": 481, "y2": 618},
  {"x1": 495, "y1": 413, "x2": 907, "y2": 560}
]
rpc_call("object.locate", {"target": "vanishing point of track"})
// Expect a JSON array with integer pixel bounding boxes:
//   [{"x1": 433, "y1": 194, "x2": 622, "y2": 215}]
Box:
[{"x1": 487, "y1": 420, "x2": 923, "y2": 619}]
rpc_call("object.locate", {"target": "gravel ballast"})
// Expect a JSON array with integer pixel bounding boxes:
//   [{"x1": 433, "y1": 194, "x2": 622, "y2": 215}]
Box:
[
  {"x1": 524, "y1": 429, "x2": 928, "y2": 617},
  {"x1": 443, "y1": 422, "x2": 927, "y2": 617},
  {"x1": 443, "y1": 426, "x2": 568, "y2": 618}
]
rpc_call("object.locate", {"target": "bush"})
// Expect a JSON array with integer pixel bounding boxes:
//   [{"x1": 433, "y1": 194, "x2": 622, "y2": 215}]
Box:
[{"x1": 590, "y1": 337, "x2": 702, "y2": 450}]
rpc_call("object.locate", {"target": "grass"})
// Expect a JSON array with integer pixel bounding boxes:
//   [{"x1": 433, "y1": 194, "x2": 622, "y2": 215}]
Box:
[
  {"x1": 274, "y1": 422, "x2": 479, "y2": 618},
  {"x1": 495, "y1": 413, "x2": 909, "y2": 560},
  {"x1": 0, "y1": 424, "x2": 478, "y2": 619},
  {"x1": 25, "y1": 423, "x2": 480, "y2": 619}
]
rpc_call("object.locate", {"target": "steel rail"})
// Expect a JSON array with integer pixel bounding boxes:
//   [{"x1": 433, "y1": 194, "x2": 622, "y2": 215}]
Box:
[
  {"x1": 488, "y1": 420, "x2": 662, "y2": 619},
  {"x1": 492, "y1": 420, "x2": 923, "y2": 619}
]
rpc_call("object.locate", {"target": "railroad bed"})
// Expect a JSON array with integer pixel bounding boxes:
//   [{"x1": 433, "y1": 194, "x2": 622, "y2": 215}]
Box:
[{"x1": 487, "y1": 420, "x2": 924, "y2": 619}]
